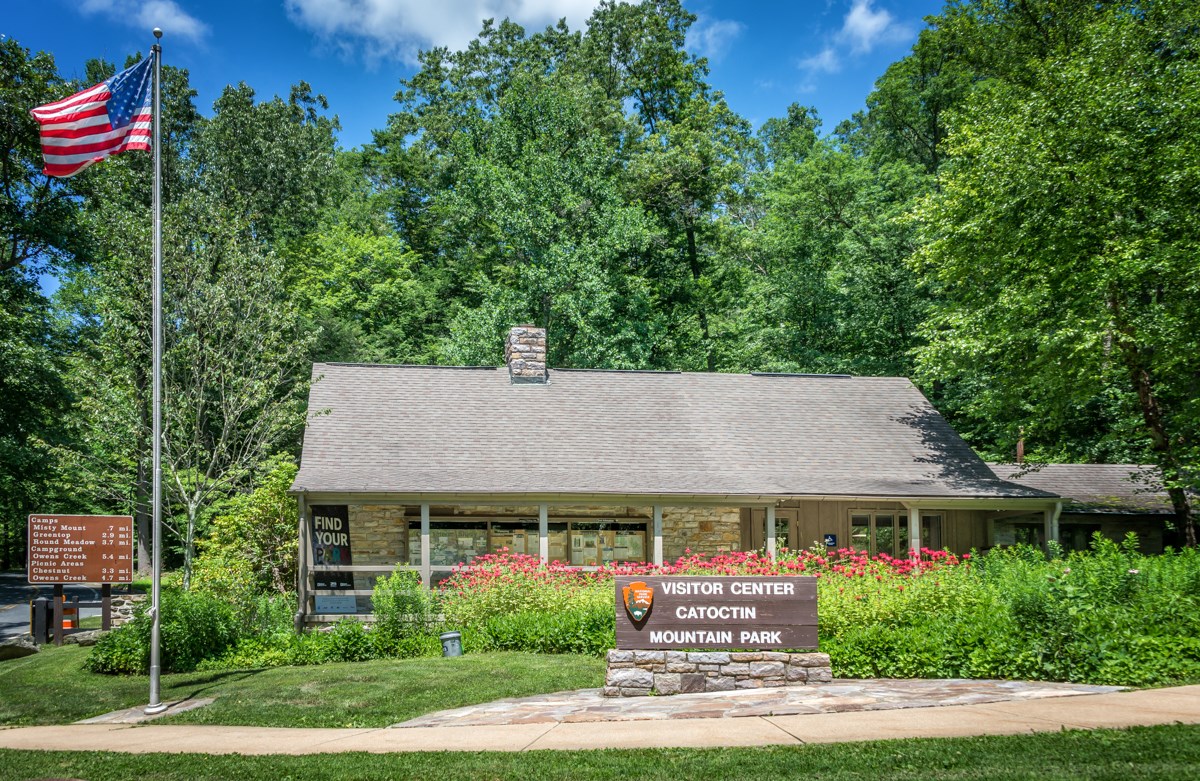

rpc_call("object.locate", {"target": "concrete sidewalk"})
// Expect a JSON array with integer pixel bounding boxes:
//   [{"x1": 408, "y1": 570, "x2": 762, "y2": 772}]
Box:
[{"x1": 0, "y1": 685, "x2": 1197, "y2": 754}]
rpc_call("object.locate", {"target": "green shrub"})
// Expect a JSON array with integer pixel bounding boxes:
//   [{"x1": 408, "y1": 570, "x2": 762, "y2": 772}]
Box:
[
  {"x1": 476, "y1": 605, "x2": 615, "y2": 657},
  {"x1": 320, "y1": 619, "x2": 377, "y2": 662},
  {"x1": 85, "y1": 589, "x2": 239, "y2": 674},
  {"x1": 192, "y1": 456, "x2": 299, "y2": 596},
  {"x1": 371, "y1": 569, "x2": 437, "y2": 649}
]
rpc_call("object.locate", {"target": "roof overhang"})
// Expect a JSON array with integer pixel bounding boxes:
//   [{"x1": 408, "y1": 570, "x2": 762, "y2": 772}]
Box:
[{"x1": 290, "y1": 489, "x2": 1059, "y2": 510}]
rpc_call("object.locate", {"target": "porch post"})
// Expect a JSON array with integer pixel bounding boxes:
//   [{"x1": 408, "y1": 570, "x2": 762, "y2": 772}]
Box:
[
  {"x1": 653, "y1": 505, "x2": 663, "y2": 566},
  {"x1": 420, "y1": 503, "x2": 431, "y2": 588},
  {"x1": 908, "y1": 506, "x2": 920, "y2": 561},
  {"x1": 295, "y1": 494, "x2": 309, "y2": 632},
  {"x1": 538, "y1": 504, "x2": 548, "y2": 564},
  {"x1": 766, "y1": 505, "x2": 776, "y2": 560}
]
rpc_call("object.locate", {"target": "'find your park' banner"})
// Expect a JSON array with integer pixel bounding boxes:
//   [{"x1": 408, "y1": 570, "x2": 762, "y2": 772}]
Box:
[{"x1": 310, "y1": 504, "x2": 353, "y2": 567}]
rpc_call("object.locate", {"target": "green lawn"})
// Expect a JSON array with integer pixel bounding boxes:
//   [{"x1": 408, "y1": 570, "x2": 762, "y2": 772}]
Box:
[
  {"x1": 1, "y1": 724, "x2": 1198, "y2": 780},
  {"x1": 0, "y1": 644, "x2": 604, "y2": 727}
]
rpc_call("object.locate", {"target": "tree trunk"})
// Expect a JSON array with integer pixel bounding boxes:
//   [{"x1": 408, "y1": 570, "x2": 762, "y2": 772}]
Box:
[
  {"x1": 183, "y1": 503, "x2": 198, "y2": 590},
  {"x1": 1124, "y1": 350, "x2": 1195, "y2": 547},
  {"x1": 686, "y1": 225, "x2": 715, "y2": 372}
]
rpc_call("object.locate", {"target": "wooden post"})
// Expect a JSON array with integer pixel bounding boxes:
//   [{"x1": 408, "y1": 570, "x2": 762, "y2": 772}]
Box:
[
  {"x1": 652, "y1": 505, "x2": 663, "y2": 566},
  {"x1": 53, "y1": 584, "x2": 63, "y2": 647},
  {"x1": 295, "y1": 495, "x2": 309, "y2": 633},
  {"x1": 420, "y1": 503, "x2": 431, "y2": 589},
  {"x1": 909, "y1": 506, "x2": 921, "y2": 561},
  {"x1": 32, "y1": 597, "x2": 49, "y2": 644},
  {"x1": 766, "y1": 505, "x2": 776, "y2": 560},
  {"x1": 101, "y1": 583, "x2": 112, "y2": 630},
  {"x1": 538, "y1": 504, "x2": 548, "y2": 564}
]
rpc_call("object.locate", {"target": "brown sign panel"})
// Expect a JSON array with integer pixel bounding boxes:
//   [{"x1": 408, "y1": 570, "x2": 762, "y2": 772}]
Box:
[
  {"x1": 615, "y1": 575, "x2": 817, "y2": 651},
  {"x1": 27, "y1": 515, "x2": 134, "y2": 584}
]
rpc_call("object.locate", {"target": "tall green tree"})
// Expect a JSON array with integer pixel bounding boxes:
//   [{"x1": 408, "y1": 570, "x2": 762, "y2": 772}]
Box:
[
  {"x1": 0, "y1": 41, "x2": 91, "y2": 566},
  {"x1": 914, "y1": 0, "x2": 1200, "y2": 544},
  {"x1": 53, "y1": 56, "x2": 201, "y2": 571},
  {"x1": 745, "y1": 109, "x2": 929, "y2": 377},
  {"x1": 59, "y1": 71, "x2": 332, "y2": 576},
  {"x1": 368, "y1": 0, "x2": 757, "y2": 371},
  {"x1": 161, "y1": 195, "x2": 314, "y2": 587}
]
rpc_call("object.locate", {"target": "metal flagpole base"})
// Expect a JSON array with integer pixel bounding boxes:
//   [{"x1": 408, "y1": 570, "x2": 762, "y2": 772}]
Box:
[{"x1": 144, "y1": 702, "x2": 170, "y2": 716}]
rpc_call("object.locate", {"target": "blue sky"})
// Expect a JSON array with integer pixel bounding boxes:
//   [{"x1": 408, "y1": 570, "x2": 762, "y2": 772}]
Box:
[{"x1": 5, "y1": 0, "x2": 944, "y2": 148}]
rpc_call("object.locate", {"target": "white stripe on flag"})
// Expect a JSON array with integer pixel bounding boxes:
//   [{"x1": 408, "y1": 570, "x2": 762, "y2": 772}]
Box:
[{"x1": 30, "y1": 84, "x2": 109, "y2": 117}]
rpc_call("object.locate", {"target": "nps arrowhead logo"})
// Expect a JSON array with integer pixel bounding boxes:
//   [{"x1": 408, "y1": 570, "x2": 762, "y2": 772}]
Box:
[{"x1": 622, "y1": 580, "x2": 654, "y2": 623}]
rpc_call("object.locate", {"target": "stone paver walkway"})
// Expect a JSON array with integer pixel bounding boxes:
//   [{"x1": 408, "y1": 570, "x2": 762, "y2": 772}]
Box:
[
  {"x1": 0, "y1": 684, "x2": 1196, "y2": 754},
  {"x1": 394, "y1": 678, "x2": 1122, "y2": 727}
]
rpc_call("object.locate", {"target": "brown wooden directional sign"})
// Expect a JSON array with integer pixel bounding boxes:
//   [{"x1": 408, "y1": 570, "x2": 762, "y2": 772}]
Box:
[
  {"x1": 27, "y1": 514, "x2": 134, "y2": 584},
  {"x1": 615, "y1": 575, "x2": 817, "y2": 651}
]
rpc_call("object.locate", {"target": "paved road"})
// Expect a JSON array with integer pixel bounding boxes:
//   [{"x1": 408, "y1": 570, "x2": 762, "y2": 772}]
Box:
[{"x1": 0, "y1": 570, "x2": 104, "y2": 638}]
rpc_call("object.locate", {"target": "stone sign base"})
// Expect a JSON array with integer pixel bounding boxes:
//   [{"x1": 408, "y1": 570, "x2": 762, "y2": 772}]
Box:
[{"x1": 604, "y1": 650, "x2": 832, "y2": 697}]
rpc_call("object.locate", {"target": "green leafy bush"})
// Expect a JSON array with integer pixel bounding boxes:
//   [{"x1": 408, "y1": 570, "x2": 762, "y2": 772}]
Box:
[
  {"x1": 371, "y1": 569, "x2": 438, "y2": 656},
  {"x1": 191, "y1": 455, "x2": 299, "y2": 596},
  {"x1": 321, "y1": 619, "x2": 376, "y2": 662},
  {"x1": 86, "y1": 589, "x2": 239, "y2": 674},
  {"x1": 474, "y1": 605, "x2": 615, "y2": 657},
  {"x1": 437, "y1": 543, "x2": 1200, "y2": 686}
]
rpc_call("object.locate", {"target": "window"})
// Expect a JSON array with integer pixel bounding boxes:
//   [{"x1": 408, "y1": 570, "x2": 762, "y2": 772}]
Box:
[
  {"x1": 921, "y1": 514, "x2": 943, "y2": 552},
  {"x1": 1013, "y1": 523, "x2": 1044, "y2": 548},
  {"x1": 850, "y1": 511, "x2": 941, "y2": 556},
  {"x1": 408, "y1": 517, "x2": 648, "y2": 569},
  {"x1": 774, "y1": 514, "x2": 790, "y2": 550},
  {"x1": 851, "y1": 514, "x2": 871, "y2": 550},
  {"x1": 851, "y1": 512, "x2": 898, "y2": 555},
  {"x1": 570, "y1": 521, "x2": 646, "y2": 566},
  {"x1": 1061, "y1": 523, "x2": 1101, "y2": 552}
]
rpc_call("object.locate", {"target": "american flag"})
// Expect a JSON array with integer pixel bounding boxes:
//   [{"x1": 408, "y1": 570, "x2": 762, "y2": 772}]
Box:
[{"x1": 30, "y1": 56, "x2": 154, "y2": 178}]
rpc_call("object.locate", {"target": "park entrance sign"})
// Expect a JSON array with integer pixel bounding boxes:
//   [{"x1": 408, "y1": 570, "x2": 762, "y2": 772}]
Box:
[
  {"x1": 615, "y1": 575, "x2": 817, "y2": 650},
  {"x1": 27, "y1": 514, "x2": 134, "y2": 584}
]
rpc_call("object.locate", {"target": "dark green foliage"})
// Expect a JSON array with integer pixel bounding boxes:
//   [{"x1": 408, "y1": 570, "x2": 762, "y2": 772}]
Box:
[
  {"x1": 823, "y1": 540, "x2": 1200, "y2": 686},
  {"x1": 320, "y1": 619, "x2": 376, "y2": 663},
  {"x1": 370, "y1": 569, "x2": 438, "y2": 656},
  {"x1": 192, "y1": 456, "x2": 301, "y2": 598},
  {"x1": 85, "y1": 589, "x2": 239, "y2": 674},
  {"x1": 471, "y1": 606, "x2": 616, "y2": 657}
]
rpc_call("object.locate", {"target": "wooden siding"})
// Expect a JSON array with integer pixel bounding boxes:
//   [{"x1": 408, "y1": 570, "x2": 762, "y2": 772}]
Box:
[{"x1": 744, "y1": 501, "x2": 991, "y2": 555}]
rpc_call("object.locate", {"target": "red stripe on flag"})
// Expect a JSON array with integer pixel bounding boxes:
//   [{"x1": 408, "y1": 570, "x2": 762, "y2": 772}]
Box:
[{"x1": 42, "y1": 128, "x2": 150, "y2": 157}]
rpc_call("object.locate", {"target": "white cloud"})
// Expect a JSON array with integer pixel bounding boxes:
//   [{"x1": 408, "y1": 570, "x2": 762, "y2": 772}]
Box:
[
  {"x1": 838, "y1": 0, "x2": 912, "y2": 54},
  {"x1": 284, "y1": 0, "x2": 602, "y2": 65},
  {"x1": 799, "y1": 46, "x2": 840, "y2": 75},
  {"x1": 80, "y1": 0, "x2": 209, "y2": 43},
  {"x1": 797, "y1": 0, "x2": 913, "y2": 77},
  {"x1": 688, "y1": 16, "x2": 744, "y2": 62}
]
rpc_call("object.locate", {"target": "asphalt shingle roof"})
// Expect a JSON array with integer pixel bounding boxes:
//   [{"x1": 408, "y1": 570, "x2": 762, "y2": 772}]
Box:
[
  {"x1": 292, "y1": 364, "x2": 1054, "y2": 500},
  {"x1": 989, "y1": 463, "x2": 1171, "y2": 514}
]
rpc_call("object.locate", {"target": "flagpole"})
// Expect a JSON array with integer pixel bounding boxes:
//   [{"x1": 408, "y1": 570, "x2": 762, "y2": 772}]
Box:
[{"x1": 145, "y1": 27, "x2": 167, "y2": 716}]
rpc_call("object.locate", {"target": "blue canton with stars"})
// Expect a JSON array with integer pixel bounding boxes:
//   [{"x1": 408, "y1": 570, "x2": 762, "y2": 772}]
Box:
[{"x1": 105, "y1": 56, "x2": 153, "y2": 130}]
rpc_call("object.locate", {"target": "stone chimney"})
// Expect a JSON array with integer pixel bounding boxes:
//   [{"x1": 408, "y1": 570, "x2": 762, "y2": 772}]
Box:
[{"x1": 504, "y1": 325, "x2": 547, "y2": 384}]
